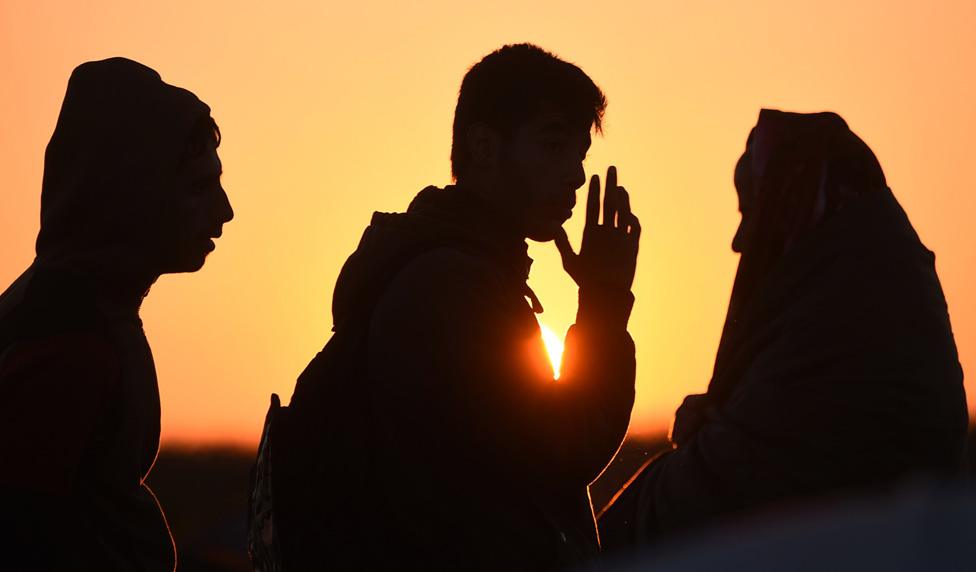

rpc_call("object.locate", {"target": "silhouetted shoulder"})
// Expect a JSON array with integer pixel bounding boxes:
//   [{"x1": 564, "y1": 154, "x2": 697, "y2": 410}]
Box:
[
  {"x1": 367, "y1": 245, "x2": 523, "y2": 357},
  {"x1": 1, "y1": 329, "x2": 120, "y2": 393},
  {"x1": 0, "y1": 330, "x2": 121, "y2": 493},
  {"x1": 381, "y1": 245, "x2": 508, "y2": 304}
]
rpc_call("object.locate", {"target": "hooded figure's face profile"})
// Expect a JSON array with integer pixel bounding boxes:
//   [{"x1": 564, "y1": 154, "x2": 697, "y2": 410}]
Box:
[
  {"x1": 36, "y1": 57, "x2": 233, "y2": 277},
  {"x1": 156, "y1": 126, "x2": 231, "y2": 273}
]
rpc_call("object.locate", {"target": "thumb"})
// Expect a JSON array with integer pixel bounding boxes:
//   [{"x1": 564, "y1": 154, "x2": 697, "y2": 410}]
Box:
[{"x1": 553, "y1": 228, "x2": 580, "y2": 281}]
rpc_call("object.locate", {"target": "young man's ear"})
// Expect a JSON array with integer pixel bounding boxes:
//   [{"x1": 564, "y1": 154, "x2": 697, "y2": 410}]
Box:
[{"x1": 466, "y1": 123, "x2": 501, "y2": 172}]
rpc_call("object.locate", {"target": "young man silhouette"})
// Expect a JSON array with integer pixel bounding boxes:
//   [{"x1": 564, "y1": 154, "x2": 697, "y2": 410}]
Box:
[
  {"x1": 0, "y1": 58, "x2": 233, "y2": 571},
  {"x1": 281, "y1": 43, "x2": 640, "y2": 571}
]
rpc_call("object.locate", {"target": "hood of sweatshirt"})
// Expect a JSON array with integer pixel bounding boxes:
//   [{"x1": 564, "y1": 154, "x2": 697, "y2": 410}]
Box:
[
  {"x1": 36, "y1": 57, "x2": 212, "y2": 264},
  {"x1": 330, "y1": 185, "x2": 534, "y2": 332}
]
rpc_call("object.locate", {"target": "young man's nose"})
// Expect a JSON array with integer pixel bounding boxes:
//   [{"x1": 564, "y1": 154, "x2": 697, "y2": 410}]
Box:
[{"x1": 569, "y1": 160, "x2": 586, "y2": 191}]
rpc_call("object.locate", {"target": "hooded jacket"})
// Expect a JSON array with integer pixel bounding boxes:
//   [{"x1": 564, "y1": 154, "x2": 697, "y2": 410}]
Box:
[
  {"x1": 599, "y1": 110, "x2": 968, "y2": 546},
  {"x1": 285, "y1": 185, "x2": 637, "y2": 570},
  {"x1": 0, "y1": 57, "x2": 212, "y2": 571}
]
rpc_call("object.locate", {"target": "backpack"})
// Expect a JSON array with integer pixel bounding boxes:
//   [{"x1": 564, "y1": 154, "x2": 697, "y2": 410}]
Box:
[
  {"x1": 248, "y1": 323, "x2": 376, "y2": 571},
  {"x1": 247, "y1": 393, "x2": 283, "y2": 571},
  {"x1": 247, "y1": 237, "x2": 451, "y2": 571}
]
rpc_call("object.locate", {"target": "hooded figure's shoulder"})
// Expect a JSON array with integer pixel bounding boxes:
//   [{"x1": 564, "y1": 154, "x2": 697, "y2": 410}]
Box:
[
  {"x1": 0, "y1": 266, "x2": 121, "y2": 394},
  {"x1": 0, "y1": 266, "x2": 111, "y2": 344}
]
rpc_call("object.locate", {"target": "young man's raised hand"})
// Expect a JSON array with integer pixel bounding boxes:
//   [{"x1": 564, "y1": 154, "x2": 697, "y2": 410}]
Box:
[{"x1": 555, "y1": 166, "x2": 641, "y2": 291}]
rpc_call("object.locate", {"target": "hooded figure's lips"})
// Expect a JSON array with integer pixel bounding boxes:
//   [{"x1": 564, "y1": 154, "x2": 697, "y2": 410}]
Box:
[{"x1": 202, "y1": 229, "x2": 221, "y2": 251}]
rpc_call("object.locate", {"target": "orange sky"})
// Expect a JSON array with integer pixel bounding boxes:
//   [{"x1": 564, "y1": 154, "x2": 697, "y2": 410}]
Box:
[{"x1": 1, "y1": 1, "x2": 974, "y2": 446}]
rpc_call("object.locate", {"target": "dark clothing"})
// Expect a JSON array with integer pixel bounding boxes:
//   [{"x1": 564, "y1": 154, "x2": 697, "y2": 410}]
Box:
[
  {"x1": 607, "y1": 486, "x2": 976, "y2": 572},
  {"x1": 286, "y1": 186, "x2": 636, "y2": 570},
  {"x1": 0, "y1": 57, "x2": 211, "y2": 570},
  {"x1": 600, "y1": 112, "x2": 967, "y2": 546},
  {"x1": 0, "y1": 265, "x2": 174, "y2": 571}
]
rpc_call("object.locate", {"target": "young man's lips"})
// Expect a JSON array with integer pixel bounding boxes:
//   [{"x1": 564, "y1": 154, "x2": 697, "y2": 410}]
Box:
[{"x1": 556, "y1": 207, "x2": 573, "y2": 222}]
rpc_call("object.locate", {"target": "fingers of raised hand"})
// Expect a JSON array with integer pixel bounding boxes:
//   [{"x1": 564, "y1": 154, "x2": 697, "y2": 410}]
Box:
[
  {"x1": 617, "y1": 186, "x2": 631, "y2": 230},
  {"x1": 553, "y1": 227, "x2": 581, "y2": 282},
  {"x1": 603, "y1": 166, "x2": 618, "y2": 226},
  {"x1": 553, "y1": 227, "x2": 576, "y2": 260},
  {"x1": 586, "y1": 174, "x2": 600, "y2": 227},
  {"x1": 627, "y1": 213, "x2": 641, "y2": 242},
  {"x1": 617, "y1": 188, "x2": 640, "y2": 241}
]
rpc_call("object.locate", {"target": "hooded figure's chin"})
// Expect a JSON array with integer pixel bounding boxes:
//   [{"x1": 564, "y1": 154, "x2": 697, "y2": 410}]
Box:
[
  {"x1": 178, "y1": 253, "x2": 209, "y2": 274},
  {"x1": 155, "y1": 248, "x2": 210, "y2": 275}
]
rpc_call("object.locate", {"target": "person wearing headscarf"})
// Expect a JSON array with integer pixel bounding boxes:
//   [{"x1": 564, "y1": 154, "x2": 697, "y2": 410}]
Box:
[
  {"x1": 598, "y1": 109, "x2": 967, "y2": 547},
  {"x1": 0, "y1": 58, "x2": 233, "y2": 570}
]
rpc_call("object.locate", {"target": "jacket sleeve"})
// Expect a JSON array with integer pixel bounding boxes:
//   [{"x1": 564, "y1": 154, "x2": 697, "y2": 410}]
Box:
[
  {"x1": 601, "y1": 308, "x2": 967, "y2": 544},
  {"x1": 366, "y1": 248, "x2": 636, "y2": 489},
  {"x1": 597, "y1": 383, "x2": 819, "y2": 546}
]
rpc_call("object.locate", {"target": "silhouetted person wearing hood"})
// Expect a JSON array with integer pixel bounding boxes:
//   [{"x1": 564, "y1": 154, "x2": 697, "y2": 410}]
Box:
[
  {"x1": 599, "y1": 109, "x2": 967, "y2": 548},
  {"x1": 261, "y1": 44, "x2": 640, "y2": 571},
  {"x1": 0, "y1": 58, "x2": 232, "y2": 571}
]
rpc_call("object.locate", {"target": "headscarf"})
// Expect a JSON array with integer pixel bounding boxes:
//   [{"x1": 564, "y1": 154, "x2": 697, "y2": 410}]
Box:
[
  {"x1": 674, "y1": 110, "x2": 891, "y2": 443},
  {"x1": 716, "y1": 109, "x2": 888, "y2": 372}
]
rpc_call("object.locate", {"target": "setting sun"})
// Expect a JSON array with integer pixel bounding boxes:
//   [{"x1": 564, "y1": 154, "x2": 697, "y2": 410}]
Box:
[{"x1": 538, "y1": 321, "x2": 565, "y2": 379}]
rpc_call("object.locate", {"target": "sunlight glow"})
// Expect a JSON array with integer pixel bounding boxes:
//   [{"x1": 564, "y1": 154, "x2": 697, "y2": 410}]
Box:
[
  {"x1": 4, "y1": 1, "x2": 975, "y2": 445},
  {"x1": 539, "y1": 322, "x2": 565, "y2": 380}
]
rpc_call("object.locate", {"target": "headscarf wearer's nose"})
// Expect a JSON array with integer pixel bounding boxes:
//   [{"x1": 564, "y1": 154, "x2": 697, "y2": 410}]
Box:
[{"x1": 36, "y1": 57, "x2": 212, "y2": 261}]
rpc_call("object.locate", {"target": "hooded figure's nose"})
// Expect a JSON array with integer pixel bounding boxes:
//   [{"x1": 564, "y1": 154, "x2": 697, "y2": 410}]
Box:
[{"x1": 218, "y1": 187, "x2": 234, "y2": 224}]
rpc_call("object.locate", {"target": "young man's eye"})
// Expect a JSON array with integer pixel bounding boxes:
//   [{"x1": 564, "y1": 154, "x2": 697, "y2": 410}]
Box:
[{"x1": 193, "y1": 178, "x2": 219, "y2": 195}]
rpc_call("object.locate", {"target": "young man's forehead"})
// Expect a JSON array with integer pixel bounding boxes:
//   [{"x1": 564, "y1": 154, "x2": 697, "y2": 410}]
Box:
[{"x1": 527, "y1": 109, "x2": 594, "y2": 136}]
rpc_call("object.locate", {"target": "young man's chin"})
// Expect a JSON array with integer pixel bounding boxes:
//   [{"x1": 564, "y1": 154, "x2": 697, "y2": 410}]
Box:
[{"x1": 526, "y1": 221, "x2": 564, "y2": 243}]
